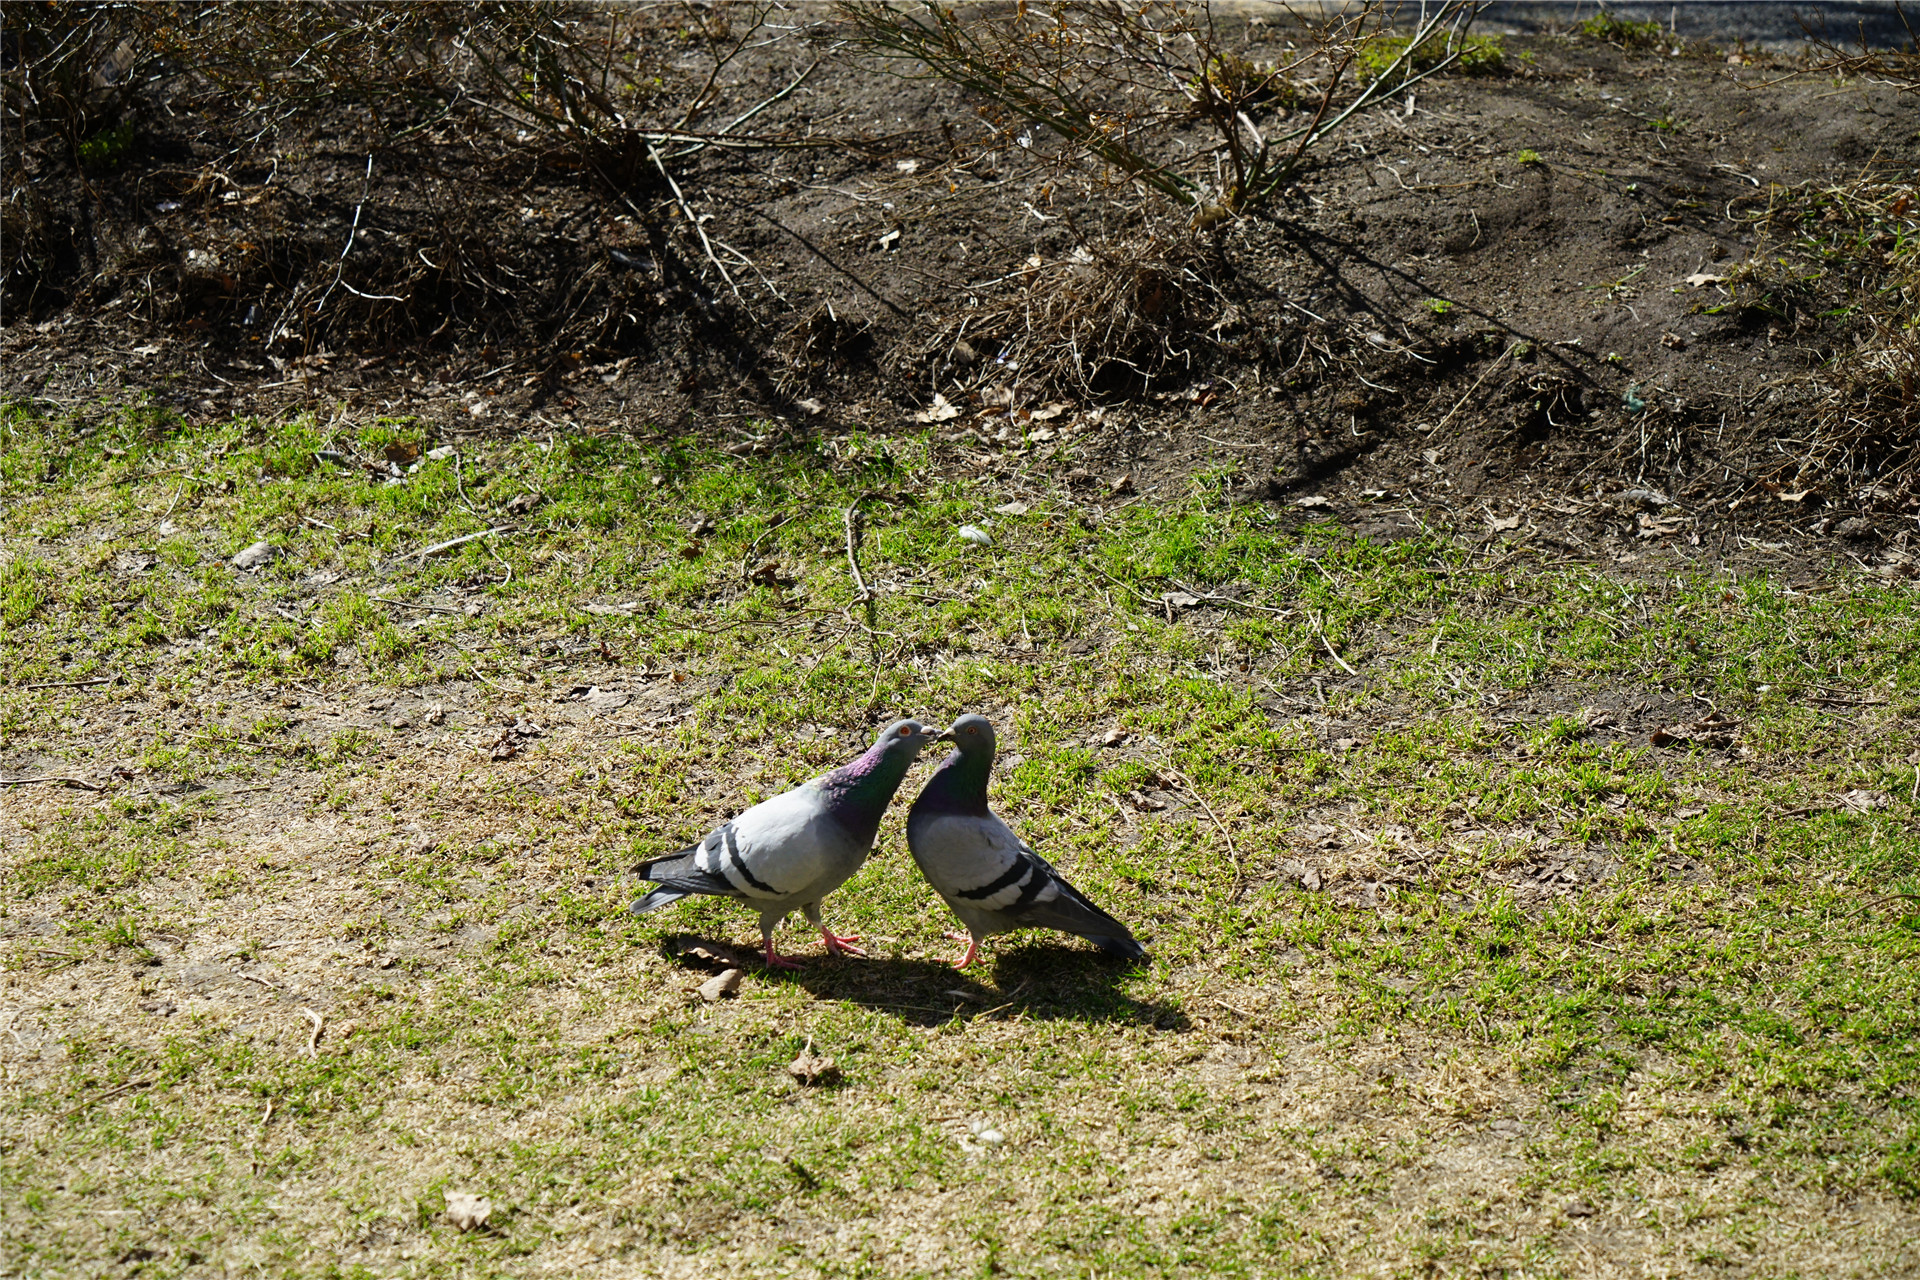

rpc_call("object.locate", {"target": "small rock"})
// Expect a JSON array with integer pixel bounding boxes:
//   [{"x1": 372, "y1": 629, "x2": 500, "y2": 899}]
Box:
[
  {"x1": 444, "y1": 1191, "x2": 491, "y2": 1232},
  {"x1": 698, "y1": 969, "x2": 742, "y2": 1002},
  {"x1": 230, "y1": 541, "x2": 275, "y2": 570},
  {"x1": 424, "y1": 704, "x2": 446, "y2": 725}
]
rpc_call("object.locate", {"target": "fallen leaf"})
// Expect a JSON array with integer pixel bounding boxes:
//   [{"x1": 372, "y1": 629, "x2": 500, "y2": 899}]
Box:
[
  {"x1": 911, "y1": 393, "x2": 962, "y2": 424},
  {"x1": 1683, "y1": 272, "x2": 1726, "y2": 288},
  {"x1": 1294, "y1": 495, "x2": 1332, "y2": 509},
  {"x1": 795, "y1": 398, "x2": 825, "y2": 416},
  {"x1": 667, "y1": 936, "x2": 751, "y2": 969},
  {"x1": 788, "y1": 1043, "x2": 840, "y2": 1085},
  {"x1": 583, "y1": 602, "x2": 637, "y2": 616},
  {"x1": 698, "y1": 969, "x2": 743, "y2": 1001},
  {"x1": 1109, "y1": 473, "x2": 1135, "y2": 495},
  {"x1": 992, "y1": 501, "x2": 1030, "y2": 516},
  {"x1": 1099, "y1": 727, "x2": 1129, "y2": 748},
  {"x1": 895, "y1": 159, "x2": 920, "y2": 173},
  {"x1": 1486, "y1": 512, "x2": 1522, "y2": 532},
  {"x1": 1160, "y1": 591, "x2": 1201, "y2": 609},
  {"x1": 1030, "y1": 402, "x2": 1071, "y2": 421},
  {"x1": 445, "y1": 1191, "x2": 491, "y2": 1232}
]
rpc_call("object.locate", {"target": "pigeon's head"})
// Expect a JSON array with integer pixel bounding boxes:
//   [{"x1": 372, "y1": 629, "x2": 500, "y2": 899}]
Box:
[
  {"x1": 870, "y1": 717, "x2": 942, "y2": 761},
  {"x1": 941, "y1": 713, "x2": 996, "y2": 758}
]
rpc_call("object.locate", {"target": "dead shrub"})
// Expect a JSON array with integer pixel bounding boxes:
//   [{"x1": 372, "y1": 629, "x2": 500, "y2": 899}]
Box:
[
  {"x1": 837, "y1": 0, "x2": 1488, "y2": 219},
  {"x1": 925, "y1": 226, "x2": 1227, "y2": 399}
]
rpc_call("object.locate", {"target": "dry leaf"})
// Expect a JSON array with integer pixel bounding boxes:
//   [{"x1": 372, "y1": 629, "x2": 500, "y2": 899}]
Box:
[
  {"x1": 1683, "y1": 272, "x2": 1726, "y2": 288},
  {"x1": 1160, "y1": 591, "x2": 1200, "y2": 609},
  {"x1": 445, "y1": 1191, "x2": 491, "y2": 1232},
  {"x1": 667, "y1": 936, "x2": 751, "y2": 969},
  {"x1": 911, "y1": 393, "x2": 962, "y2": 424},
  {"x1": 1030, "y1": 402, "x2": 1071, "y2": 421},
  {"x1": 1294, "y1": 495, "x2": 1331, "y2": 509},
  {"x1": 992, "y1": 501, "x2": 1030, "y2": 517},
  {"x1": 788, "y1": 1042, "x2": 840, "y2": 1085}
]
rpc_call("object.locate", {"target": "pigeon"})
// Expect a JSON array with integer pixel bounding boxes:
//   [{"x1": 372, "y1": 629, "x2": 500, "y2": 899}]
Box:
[
  {"x1": 630, "y1": 718, "x2": 942, "y2": 969},
  {"x1": 907, "y1": 714, "x2": 1148, "y2": 967}
]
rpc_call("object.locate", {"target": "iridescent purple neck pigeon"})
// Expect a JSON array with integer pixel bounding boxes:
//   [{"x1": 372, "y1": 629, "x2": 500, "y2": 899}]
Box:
[
  {"x1": 907, "y1": 714, "x2": 1147, "y2": 968},
  {"x1": 630, "y1": 717, "x2": 941, "y2": 969}
]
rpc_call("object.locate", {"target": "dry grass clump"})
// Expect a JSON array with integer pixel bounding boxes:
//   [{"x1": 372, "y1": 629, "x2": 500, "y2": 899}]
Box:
[
  {"x1": 928, "y1": 228, "x2": 1228, "y2": 399},
  {"x1": 1735, "y1": 178, "x2": 1919, "y2": 487}
]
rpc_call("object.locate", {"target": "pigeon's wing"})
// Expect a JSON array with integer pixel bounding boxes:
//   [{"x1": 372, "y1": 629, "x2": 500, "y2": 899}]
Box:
[
  {"x1": 912, "y1": 812, "x2": 1147, "y2": 959},
  {"x1": 1005, "y1": 842, "x2": 1147, "y2": 959},
  {"x1": 633, "y1": 785, "x2": 851, "y2": 916}
]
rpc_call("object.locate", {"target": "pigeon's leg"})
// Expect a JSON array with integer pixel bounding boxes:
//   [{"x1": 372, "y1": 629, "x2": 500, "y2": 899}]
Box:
[
  {"x1": 948, "y1": 934, "x2": 984, "y2": 968},
  {"x1": 761, "y1": 934, "x2": 805, "y2": 971},
  {"x1": 802, "y1": 902, "x2": 866, "y2": 958},
  {"x1": 759, "y1": 922, "x2": 805, "y2": 971}
]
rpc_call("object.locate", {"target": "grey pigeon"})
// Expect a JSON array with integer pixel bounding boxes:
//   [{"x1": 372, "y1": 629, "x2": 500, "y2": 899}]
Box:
[
  {"x1": 907, "y1": 714, "x2": 1147, "y2": 967},
  {"x1": 631, "y1": 718, "x2": 941, "y2": 969}
]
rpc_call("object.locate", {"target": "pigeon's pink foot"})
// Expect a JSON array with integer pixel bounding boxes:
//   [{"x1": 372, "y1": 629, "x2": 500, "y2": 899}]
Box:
[
  {"x1": 948, "y1": 937, "x2": 983, "y2": 969},
  {"x1": 821, "y1": 930, "x2": 867, "y2": 958},
  {"x1": 762, "y1": 939, "x2": 805, "y2": 971},
  {"x1": 944, "y1": 929, "x2": 970, "y2": 942}
]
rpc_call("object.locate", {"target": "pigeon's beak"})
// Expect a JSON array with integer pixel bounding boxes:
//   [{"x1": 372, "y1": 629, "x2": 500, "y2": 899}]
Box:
[{"x1": 933, "y1": 726, "x2": 956, "y2": 742}]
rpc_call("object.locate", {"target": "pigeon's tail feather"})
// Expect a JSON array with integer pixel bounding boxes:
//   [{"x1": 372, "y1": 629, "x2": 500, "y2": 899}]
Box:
[
  {"x1": 629, "y1": 885, "x2": 689, "y2": 916},
  {"x1": 631, "y1": 836, "x2": 747, "y2": 904},
  {"x1": 1087, "y1": 932, "x2": 1149, "y2": 961}
]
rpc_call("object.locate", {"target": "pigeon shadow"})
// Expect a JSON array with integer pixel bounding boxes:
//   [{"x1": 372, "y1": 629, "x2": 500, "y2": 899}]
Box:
[{"x1": 661, "y1": 933, "x2": 1185, "y2": 1030}]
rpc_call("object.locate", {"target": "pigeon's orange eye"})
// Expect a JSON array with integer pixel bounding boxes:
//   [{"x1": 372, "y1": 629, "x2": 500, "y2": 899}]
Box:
[{"x1": 898, "y1": 726, "x2": 912, "y2": 736}]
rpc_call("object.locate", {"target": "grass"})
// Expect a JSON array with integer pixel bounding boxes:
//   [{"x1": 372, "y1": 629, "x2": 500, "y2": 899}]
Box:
[{"x1": 2, "y1": 401, "x2": 1918, "y2": 1277}]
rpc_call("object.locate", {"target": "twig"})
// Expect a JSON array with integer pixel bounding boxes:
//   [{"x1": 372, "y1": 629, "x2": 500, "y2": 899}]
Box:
[
  {"x1": 315, "y1": 155, "x2": 406, "y2": 313},
  {"x1": 23, "y1": 677, "x2": 114, "y2": 690},
  {"x1": 1432, "y1": 344, "x2": 1515, "y2": 434},
  {"x1": 369, "y1": 595, "x2": 464, "y2": 615},
  {"x1": 1168, "y1": 766, "x2": 1244, "y2": 904},
  {"x1": 239, "y1": 971, "x2": 280, "y2": 990},
  {"x1": 300, "y1": 1008, "x2": 324, "y2": 1058},
  {"x1": 56, "y1": 1079, "x2": 151, "y2": 1121},
  {"x1": 1169, "y1": 580, "x2": 1292, "y2": 617},
  {"x1": 385, "y1": 525, "x2": 516, "y2": 567},
  {"x1": 648, "y1": 144, "x2": 740, "y2": 300},
  {"x1": 0, "y1": 775, "x2": 102, "y2": 791},
  {"x1": 843, "y1": 499, "x2": 876, "y2": 602},
  {"x1": 666, "y1": 59, "x2": 822, "y2": 160},
  {"x1": 739, "y1": 513, "x2": 795, "y2": 579},
  {"x1": 1310, "y1": 613, "x2": 1358, "y2": 676},
  {"x1": 1852, "y1": 892, "x2": 1920, "y2": 918}
]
